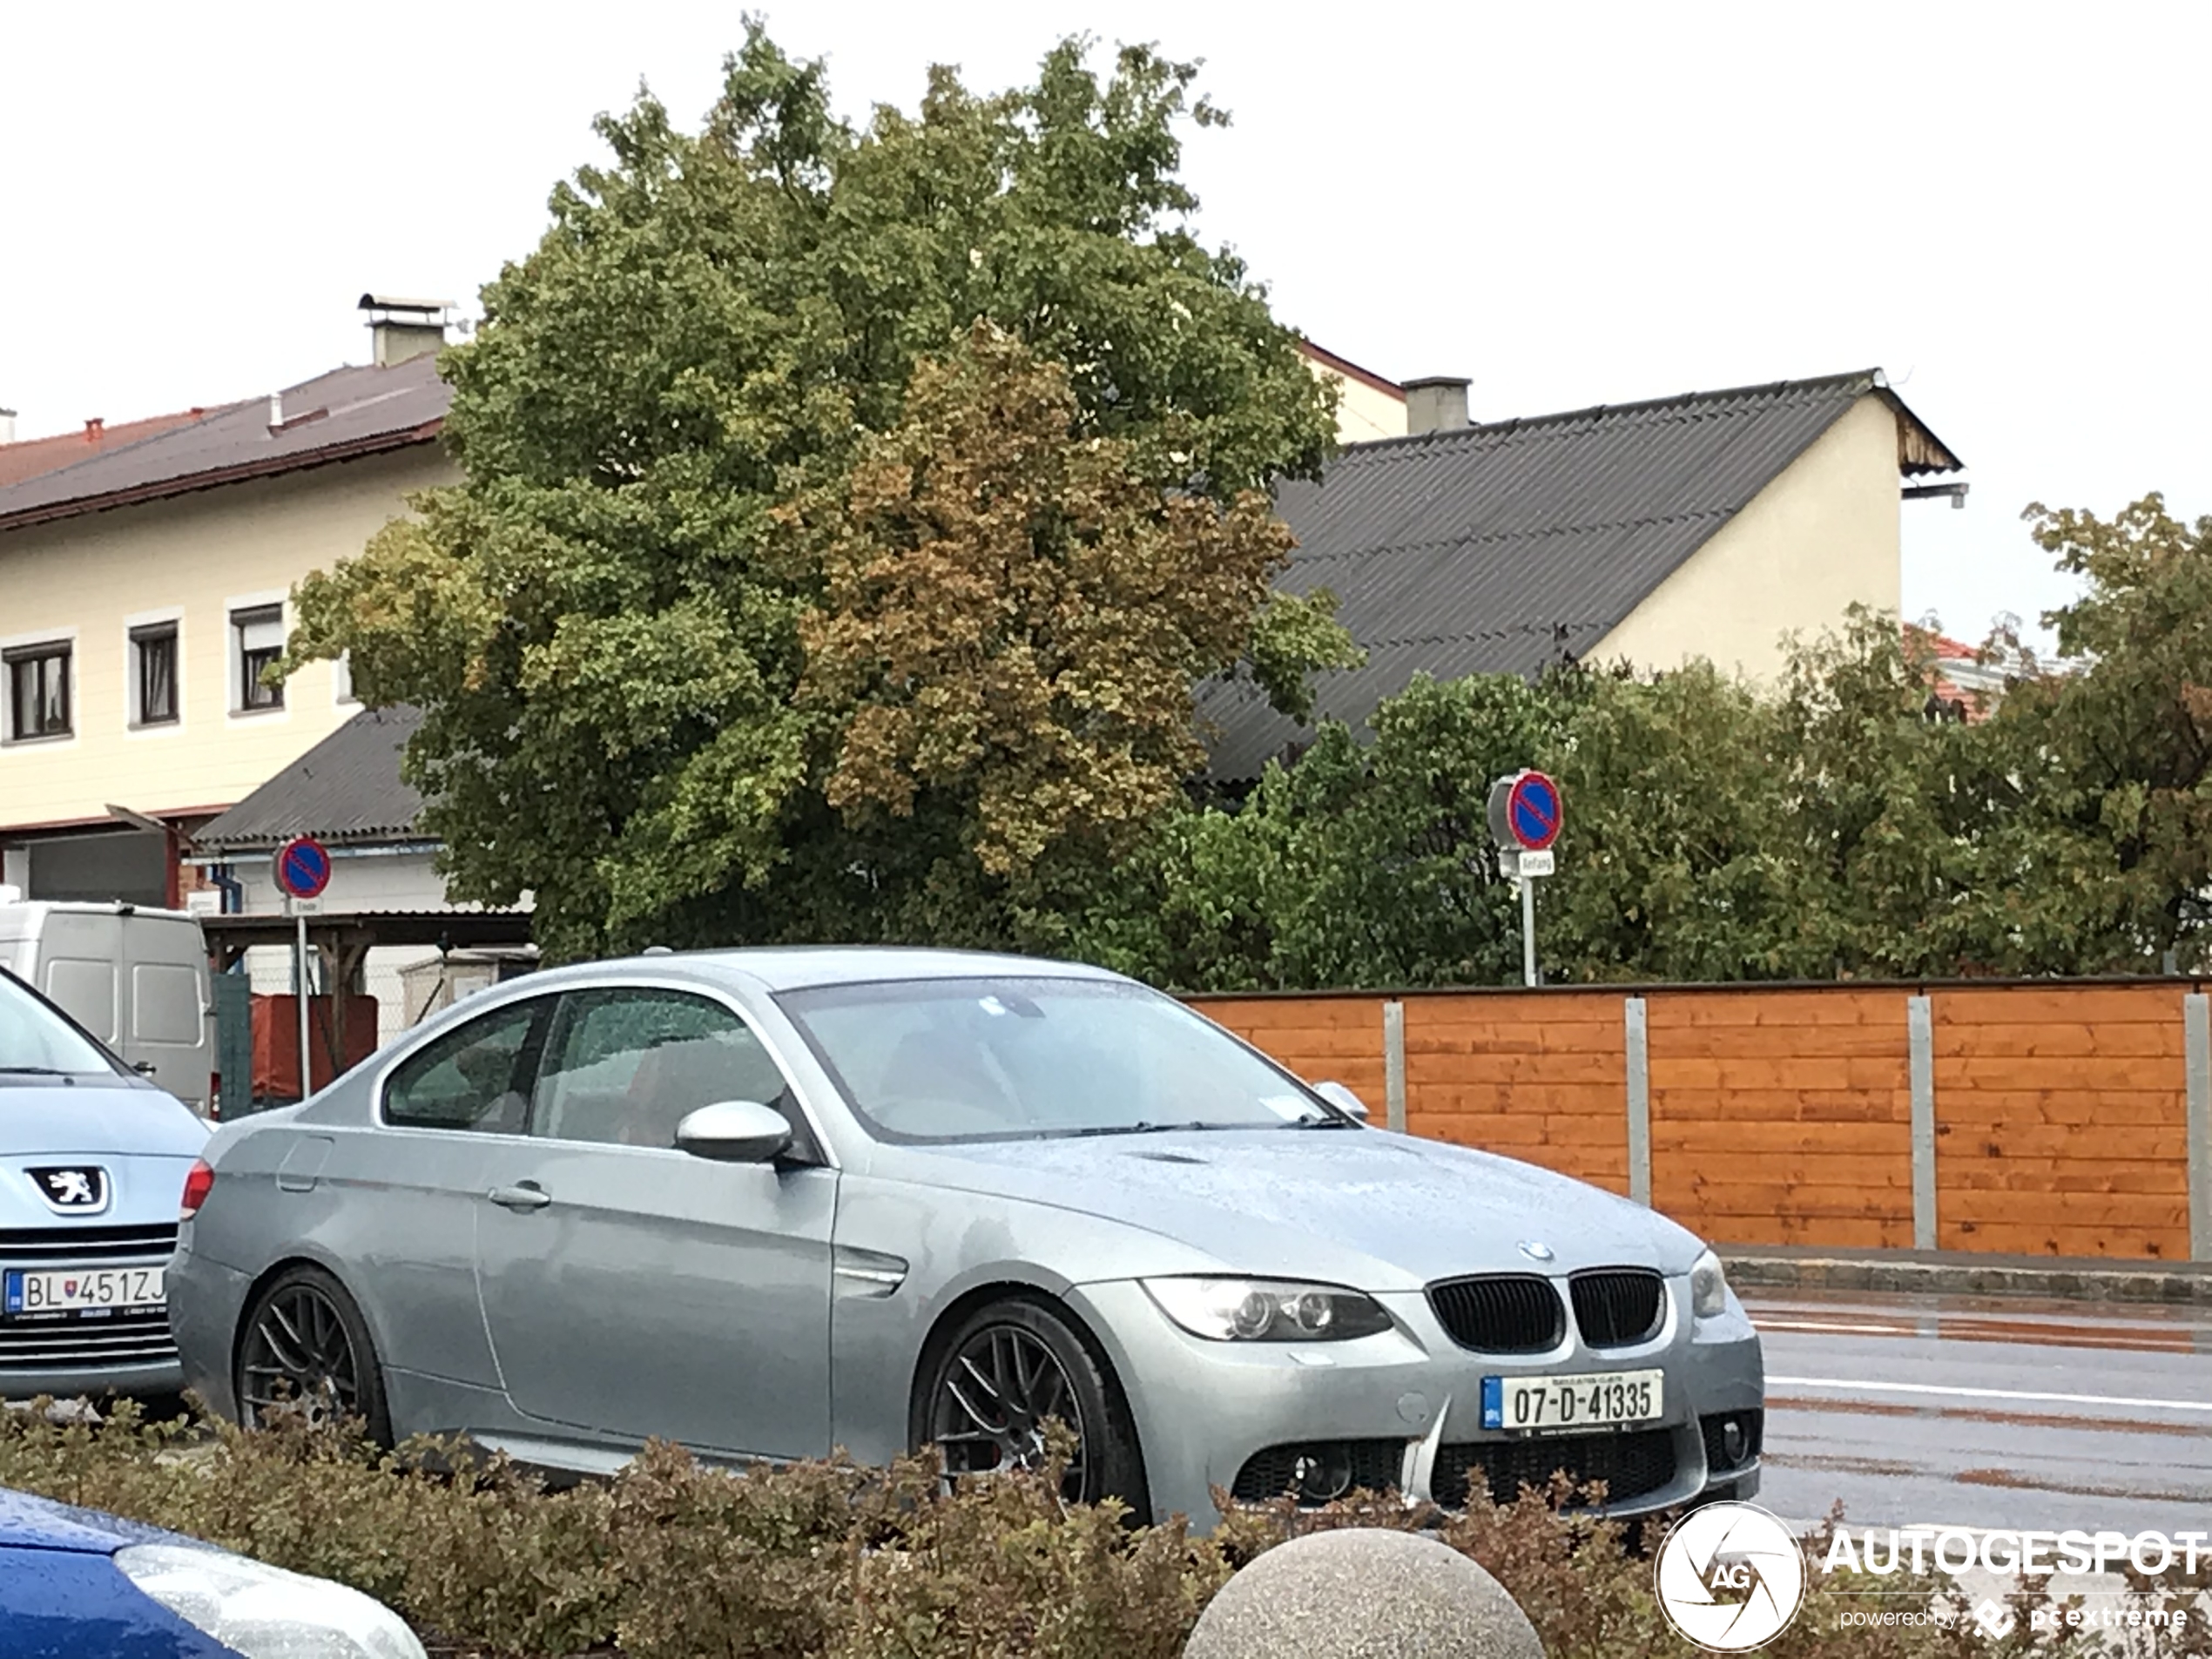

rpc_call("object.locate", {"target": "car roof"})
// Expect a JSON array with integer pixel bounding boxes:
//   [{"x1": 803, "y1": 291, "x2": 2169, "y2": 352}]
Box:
[{"x1": 536, "y1": 945, "x2": 1125, "y2": 995}]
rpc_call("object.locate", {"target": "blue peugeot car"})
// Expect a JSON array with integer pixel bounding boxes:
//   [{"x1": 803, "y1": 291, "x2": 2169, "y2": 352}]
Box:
[
  {"x1": 0, "y1": 1482, "x2": 425, "y2": 1658},
  {"x1": 2, "y1": 965, "x2": 207, "y2": 1403}
]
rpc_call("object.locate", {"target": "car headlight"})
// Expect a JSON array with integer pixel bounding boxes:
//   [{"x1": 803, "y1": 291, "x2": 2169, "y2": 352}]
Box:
[
  {"x1": 113, "y1": 1542, "x2": 427, "y2": 1659},
  {"x1": 1689, "y1": 1249, "x2": 1730, "y2": 1320},
  {"x1": 1143, "y1": 1277, "x2": 1393, "y2": 1342}
]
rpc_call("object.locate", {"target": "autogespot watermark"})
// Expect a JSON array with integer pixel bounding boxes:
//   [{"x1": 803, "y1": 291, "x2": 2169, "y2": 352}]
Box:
[
  {"x1": 1655, "y1": 1503, "x2": 2206, "y2": 1651},
  {"x1": 1656, "y1": 1504, "x2": 1808, "y2": 1651}
]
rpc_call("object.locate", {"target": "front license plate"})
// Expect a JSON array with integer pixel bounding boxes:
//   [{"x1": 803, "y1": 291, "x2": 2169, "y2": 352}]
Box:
[
  {"x1": 1480, "y1": 1367, "x2": 1664, "y2": 1434},
  {"x1": 3, "y1": 1266, "x2": 167, "y2": 1318}
]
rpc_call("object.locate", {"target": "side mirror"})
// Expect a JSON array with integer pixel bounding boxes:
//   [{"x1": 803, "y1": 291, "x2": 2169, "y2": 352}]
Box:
[
  {"x1": 674, "y1": 1099, "x2": 792, "y2": 1163},
  {"x1": 1312, "y1": 1081, "x2": 1371, "y2": 1123}
]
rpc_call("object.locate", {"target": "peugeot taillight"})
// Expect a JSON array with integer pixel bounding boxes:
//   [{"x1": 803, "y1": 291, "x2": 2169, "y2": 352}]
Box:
[{"x1": 179, "y1": 1158, "x2": 215, "y2": 1221}]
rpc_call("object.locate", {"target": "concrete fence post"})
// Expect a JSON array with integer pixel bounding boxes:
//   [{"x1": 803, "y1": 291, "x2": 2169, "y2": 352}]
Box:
[
  {"x1": 1908, "y1": 995, "x2": 1936, "y2": 1251},
  {"x1": 1384, "y1": 999, "x2": 1408, "y2": 1134},
  {"x1": 1624, "y1": 996, "x2": 1651, "y2": 1206},
  {"x1": 2185, "y1": 993, "x2": 2211, "y2": 1263}
]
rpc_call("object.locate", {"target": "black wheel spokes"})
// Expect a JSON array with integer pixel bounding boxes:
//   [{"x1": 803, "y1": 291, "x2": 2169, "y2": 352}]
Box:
[
  {"x1": 933, "y1": 1325, "x2": 1088, "y2": 1500},
  {"x1": 244, "y1": 1287, "x2": 359, "y2": 1427}
]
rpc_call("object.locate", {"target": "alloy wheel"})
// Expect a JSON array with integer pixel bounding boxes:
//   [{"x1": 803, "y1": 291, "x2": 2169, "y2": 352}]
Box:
[
  {"x1": 239, "y1": 1282, "x2": 362, "y2": 1429},
  {"x1": 929, "y1": 1323, "x2": 1089, "y2": 1501}
]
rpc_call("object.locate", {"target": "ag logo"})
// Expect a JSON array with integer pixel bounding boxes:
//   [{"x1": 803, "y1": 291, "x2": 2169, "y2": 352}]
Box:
[
  {"x1": 27, "y1": 1166, "x2": 110, "y2": 1215},
  {"x1": 1655, "y1": 1501, "x2": 1806, "y2": 1651}
]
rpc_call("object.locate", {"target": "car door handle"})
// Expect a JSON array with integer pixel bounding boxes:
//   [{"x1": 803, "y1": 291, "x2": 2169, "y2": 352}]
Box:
[{"x1": 488, "y1": 1182, "x2": 552, "y2": 1212}]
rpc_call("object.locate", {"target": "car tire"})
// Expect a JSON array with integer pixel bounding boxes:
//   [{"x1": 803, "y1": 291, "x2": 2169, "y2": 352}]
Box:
[
  {"x1": 914, "y1": 1296, "x2": 1149, "y2": 1518},
  {"x1": 233, "y1": 1264, "x2": 393, "y2": 1447}
]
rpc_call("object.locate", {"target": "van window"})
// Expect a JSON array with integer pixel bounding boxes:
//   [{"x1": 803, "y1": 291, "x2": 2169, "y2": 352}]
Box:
[
  {"x1": 132, "y1": 962, "x2": 203, "y2": 1044},
  {"x1": 44, "y1": 959, "x2": 117, "y2": 1044}
]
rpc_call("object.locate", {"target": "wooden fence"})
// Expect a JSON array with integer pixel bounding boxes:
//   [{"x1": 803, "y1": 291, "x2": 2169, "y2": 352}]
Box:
[{"x1": 1191, "y1": 982, "x2": 2212, "y2": 1264}]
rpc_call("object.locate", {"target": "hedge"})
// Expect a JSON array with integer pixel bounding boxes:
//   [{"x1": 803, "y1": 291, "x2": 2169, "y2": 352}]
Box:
[{"x1": 2, "y1": 1400, "x2": 2201, "y2": 1657}]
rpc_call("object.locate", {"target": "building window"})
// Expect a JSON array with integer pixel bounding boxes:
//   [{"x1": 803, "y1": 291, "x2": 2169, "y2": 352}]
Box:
[
  {"x1": 132, "y1": 624, "x2": 179, "y2": 726},
  {"x1": 233, "y1": 605, "x2": 285, "y2": 711},
  {"x1": 333, "y1": 651, "x2": 357, "y2": 706},
  {"x1": 4, "y1": 642, "x2": 71, "y2": 741}
]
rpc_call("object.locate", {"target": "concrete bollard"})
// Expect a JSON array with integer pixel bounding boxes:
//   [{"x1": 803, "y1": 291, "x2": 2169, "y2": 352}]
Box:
[{"x1": 1185, "y1": 1527, "x2": 1543, "y2": 1659}]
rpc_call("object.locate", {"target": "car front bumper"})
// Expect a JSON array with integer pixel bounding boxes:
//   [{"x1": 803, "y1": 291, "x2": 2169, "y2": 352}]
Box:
[
  {"x1": 0, "y1": 1358, "x2": 185, "y2": 1403},
  {"x1": 1067, "y1": 1275, "x2": 1764, "y2": 1530}
]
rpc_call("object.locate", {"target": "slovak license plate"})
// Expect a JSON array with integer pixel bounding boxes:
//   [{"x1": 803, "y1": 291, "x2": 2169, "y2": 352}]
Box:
[
  {"x1": 1480, "y1": 1367, "x2": 1663, "y2": 1434},
  {"x1": 3, "y1": 1266, "x2": 167, "y2": 1318}
]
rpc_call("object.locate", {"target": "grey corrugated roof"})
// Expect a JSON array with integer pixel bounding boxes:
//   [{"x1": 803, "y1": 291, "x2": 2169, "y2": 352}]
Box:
[
  {"x1": 1200, "y1": 368, "x2": 1961, "y2": 780},
  {"x1": 0, "y1": 355, "x2": 449, "y2": 531},
  {"x1": 192, "y1": 705, "x2": 427, "y2": 849}
]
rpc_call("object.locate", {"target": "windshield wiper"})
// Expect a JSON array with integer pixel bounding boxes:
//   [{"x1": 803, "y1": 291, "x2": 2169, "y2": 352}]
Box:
[
  {"x1": 1046, "y1": 1120, "x2": 1237, "y2": 1140},
  {"x1": 1285, "y1": 1114, "x2": 1354, "y2": 1129},
  {"x1": 0, "y1": 1066, "x2": 74, "y2": 1076}
]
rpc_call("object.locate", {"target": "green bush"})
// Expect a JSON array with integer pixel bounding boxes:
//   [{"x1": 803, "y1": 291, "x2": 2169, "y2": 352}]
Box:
[{"x1": 2, "y1": 1400, "x2": 2200, "y2": 1656}]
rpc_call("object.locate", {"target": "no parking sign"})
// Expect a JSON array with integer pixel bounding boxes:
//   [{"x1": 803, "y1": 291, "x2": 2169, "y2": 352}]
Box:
[
  {"x1": 1487, "y1": 770, "x2": 1562, "y2": 984},
  {"x1": 274, "y1": 836, "x2": 333, "y2": 902}
]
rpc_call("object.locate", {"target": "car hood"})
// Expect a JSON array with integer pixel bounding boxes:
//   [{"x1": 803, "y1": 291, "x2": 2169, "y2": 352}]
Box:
[
  {"x1": 0, "y1": 1484, "x2": 196, "y2": 1554},
  {"x1": 890, "y1": 1128, "x2": 1703, "y2": 1291},
  {"x1": 0, "y1": 1082, "x2": 208, "y2": 1160},
  {"x1": 1, "y1": 1082, "x2": 206, "y2": 1229}
]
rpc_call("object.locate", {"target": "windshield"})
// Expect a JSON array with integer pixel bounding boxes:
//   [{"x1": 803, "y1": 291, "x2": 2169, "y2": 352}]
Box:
[
  {"x1": 0, "y1": 969, "x2": 124, "y2": 1078},
  {"x1": 776, "y1": 975, "x2": 1341, "y2": 1143}
]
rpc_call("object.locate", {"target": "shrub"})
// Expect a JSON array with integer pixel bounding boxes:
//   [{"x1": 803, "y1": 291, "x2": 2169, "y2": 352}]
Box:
[{"x1": 1, "y1": 1401, "x2": 2196, "y2": 1656}]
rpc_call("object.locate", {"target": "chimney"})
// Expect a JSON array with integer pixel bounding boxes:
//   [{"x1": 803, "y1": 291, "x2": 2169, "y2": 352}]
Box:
[
  {"x1": 0, "y1": 409, "x2": 14, "y2": 445},
  {"x1": 358, "y1": 293, "x2": 456, "y2": 367},
  {"x1": 84, "y1": 417, "x2": 105, "y2": 442},
  {"x1": 1403, "y1": 376, "x2": 1471, "y2": 435}
]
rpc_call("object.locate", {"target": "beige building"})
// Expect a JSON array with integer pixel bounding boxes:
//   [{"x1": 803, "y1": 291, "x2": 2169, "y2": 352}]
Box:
[
  {"x1": 1300, "y1": 341, "x2": 1409, "y2": 443},
  {"x1": 0, "y1": 303, "x2": 456, "y2": 906},
  {"x1": 1202, "y1": 368, "x2": 1966, "y2": 779}
]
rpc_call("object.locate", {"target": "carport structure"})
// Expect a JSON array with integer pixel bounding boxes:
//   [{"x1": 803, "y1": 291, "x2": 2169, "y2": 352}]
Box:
[{"x1": 186, "y1": 705, "x2": 534, "y2": 1107}]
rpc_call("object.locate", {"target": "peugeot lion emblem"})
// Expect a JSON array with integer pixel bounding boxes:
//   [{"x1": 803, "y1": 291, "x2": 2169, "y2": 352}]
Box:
[
  {"x1": 28, "y1": 1166, "x2": 111, "y2": 1216},
  {"x1": 1518, "y1": 1239, "x2": 1555, "y2": 1263}
]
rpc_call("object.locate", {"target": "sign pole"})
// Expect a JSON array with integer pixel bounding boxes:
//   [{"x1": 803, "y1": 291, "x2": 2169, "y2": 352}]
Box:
[
  {"x1": 273, "y1": 834, "x2": 334, "y2": 1103},
  {"x1": 1489, "y1": 769, "x2": 1561, "y2": 993},
  {"x1": 1521, "y1": 870, "x2": 1538, "y2": 988},
  {"x1": 296, "y1": 910, "x2": 311, "y2": 1098}
]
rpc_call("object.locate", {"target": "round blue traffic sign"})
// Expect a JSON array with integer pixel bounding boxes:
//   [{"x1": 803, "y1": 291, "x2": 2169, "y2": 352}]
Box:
[
  {"x1": 1506, "y1": 771, "x2": 1562, "y2": 852},
  {"x1": 274, "y1": 835, "x2": 333, "y2": 900}
]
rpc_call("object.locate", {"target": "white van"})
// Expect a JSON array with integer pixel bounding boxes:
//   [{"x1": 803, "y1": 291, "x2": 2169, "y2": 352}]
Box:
[{"x1": 0, "y1": 895, "x2": 214, "y2": 1116}]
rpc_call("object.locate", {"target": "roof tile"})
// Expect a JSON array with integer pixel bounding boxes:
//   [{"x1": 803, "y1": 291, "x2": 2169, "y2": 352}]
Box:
[{"x1": 1201, "y1": 369, "x2": 1952, "y2": 779}]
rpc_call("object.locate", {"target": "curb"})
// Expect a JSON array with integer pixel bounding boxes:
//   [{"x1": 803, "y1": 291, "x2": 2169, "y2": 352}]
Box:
[{"x1": 1720, "y1": 1251, "x2": 2212, "y2": 1305}]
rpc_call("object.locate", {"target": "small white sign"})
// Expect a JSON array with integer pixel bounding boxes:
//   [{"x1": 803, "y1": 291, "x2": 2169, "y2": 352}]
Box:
[
  {"x1": 184, "y1": 889, "x2": 222, "y2": 917},
  {"x1": 1515, "y1": 849, "x2": 1555, "y2": 878},
  {"x1": 286, "y1": 894, "x2": 324, "y2": 916}
]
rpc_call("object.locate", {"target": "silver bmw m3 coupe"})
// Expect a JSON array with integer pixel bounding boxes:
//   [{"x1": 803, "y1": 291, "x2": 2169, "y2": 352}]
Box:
[{"x1": 169, "y1": 948, "x2": 1763, "y2": 1527}]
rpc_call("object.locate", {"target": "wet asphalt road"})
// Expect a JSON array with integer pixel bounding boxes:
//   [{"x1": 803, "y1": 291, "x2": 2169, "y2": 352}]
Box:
[{"x1": 1746, "y1": 1289, "x2": 2212, "y2": 1537}]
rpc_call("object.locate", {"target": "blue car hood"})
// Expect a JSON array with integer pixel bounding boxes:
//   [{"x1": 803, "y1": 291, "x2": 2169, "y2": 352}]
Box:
[
  {"x1": 894, "y1": 1127, "x2": 1704, "y2": 1290},
  {"x1": 0, "y1": 1081, "x2": 207, "y2": 1228},
  {"x1": 0, "y1": 1485, "x2": 194, "y2": 1554}
]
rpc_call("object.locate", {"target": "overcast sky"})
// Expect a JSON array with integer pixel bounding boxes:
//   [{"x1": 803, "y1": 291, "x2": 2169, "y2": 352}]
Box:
[{"x1": 4, "y1": 2, "x2": 2205, "y2": 647}]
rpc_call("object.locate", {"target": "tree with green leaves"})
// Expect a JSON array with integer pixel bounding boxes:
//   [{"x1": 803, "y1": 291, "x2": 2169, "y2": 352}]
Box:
[
  {"x1": 1979, "y1": 494, "x2": 2212, "y2": 972},
  {"x1": 285, "y1": 26, "x2": 1352, "y2": 960}
]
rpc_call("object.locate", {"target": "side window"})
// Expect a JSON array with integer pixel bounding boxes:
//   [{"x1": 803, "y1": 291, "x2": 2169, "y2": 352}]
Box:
[
  {"x1": 531, "y1": 988, "x2": 793, "y2": 1150},
  {"x1": 383, "y1": 999, "x2": 543, "y2": 1133}
]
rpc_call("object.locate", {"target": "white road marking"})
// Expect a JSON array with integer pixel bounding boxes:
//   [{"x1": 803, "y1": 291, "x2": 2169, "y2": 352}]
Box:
[{"x1": 1769, "y1": 1375, "x2": 2212, "y2": 1414}]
